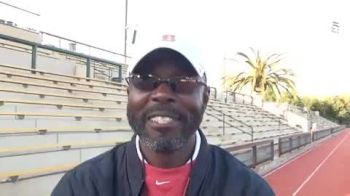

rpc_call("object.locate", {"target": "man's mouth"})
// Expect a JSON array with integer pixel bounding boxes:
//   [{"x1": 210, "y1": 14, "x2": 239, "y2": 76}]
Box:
[
  {"x1": 146, "y1": 111, "x2": 181, "y2": 126},
  {"x1": 149, "y1": 116, "x2": 175, "y2": 124}
]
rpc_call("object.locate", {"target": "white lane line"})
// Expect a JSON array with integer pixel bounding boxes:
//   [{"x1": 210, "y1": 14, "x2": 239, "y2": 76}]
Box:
[{"x1": 292, "y1": 132, "x2": 349, "y2": 196}]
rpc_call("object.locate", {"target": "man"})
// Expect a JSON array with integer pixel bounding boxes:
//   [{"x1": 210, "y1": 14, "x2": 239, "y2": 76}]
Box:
[{"x1": 52, "y1": 34, "x2": 274, "y2": 196}]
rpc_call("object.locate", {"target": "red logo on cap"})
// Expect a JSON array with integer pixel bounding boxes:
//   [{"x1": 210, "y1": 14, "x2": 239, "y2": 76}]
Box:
[{"x1": 162, "y1": 34, "x2": 176, "y2": 42}]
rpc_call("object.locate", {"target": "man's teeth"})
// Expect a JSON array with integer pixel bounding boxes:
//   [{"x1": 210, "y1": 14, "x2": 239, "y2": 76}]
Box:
[{"x1": 150, "y1": 116, "x2": 174, "y2": 124}]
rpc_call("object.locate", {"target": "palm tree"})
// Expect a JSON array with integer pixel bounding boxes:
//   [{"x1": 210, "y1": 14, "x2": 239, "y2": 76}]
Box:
[{"x1": 223, "y1": 48, "x2": 296, "y2": 99}]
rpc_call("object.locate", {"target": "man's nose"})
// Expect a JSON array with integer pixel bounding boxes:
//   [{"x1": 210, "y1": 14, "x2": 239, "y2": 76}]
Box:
[{"x1": 150, "y1": 83, "x2": 176, "y2": 103}]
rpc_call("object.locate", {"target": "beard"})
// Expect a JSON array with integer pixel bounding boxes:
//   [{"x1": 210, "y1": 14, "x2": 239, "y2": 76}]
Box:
[{"x1": 127, "y1": 104, "x2": 204, "y2": 153}]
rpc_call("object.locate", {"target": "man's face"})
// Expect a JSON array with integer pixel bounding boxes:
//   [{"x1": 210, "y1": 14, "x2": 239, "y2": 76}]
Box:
[{"x1": 127, "y1": 51, "x2": 209, "y2": 153}]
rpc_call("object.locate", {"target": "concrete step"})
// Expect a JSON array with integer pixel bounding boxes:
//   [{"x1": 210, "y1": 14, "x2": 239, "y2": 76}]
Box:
[
  {"x1": 0, "y1": 145, "x2": 113, "y2": 173},
  {"x1": 0, "y1": 172, "x2": 64, "y2": 196},
  {"x1": 0, "y1": 131, "x2": 133, "y2": 148}
]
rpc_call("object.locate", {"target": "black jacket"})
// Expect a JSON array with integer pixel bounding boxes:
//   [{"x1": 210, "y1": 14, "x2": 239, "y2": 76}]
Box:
[{"x1": 52, "y1": 130, "x2": 274, "y2": 196}]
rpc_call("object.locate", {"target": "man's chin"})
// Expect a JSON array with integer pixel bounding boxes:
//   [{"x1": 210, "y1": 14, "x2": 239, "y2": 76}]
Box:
[{"x1": 139, "y1": 136, "x2": 187, "y2": 153}]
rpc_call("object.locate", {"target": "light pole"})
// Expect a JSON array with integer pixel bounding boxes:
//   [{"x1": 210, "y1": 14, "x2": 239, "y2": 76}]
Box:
[{"x1": 124, "y1": 0, "x2": 128, "y2": 66}]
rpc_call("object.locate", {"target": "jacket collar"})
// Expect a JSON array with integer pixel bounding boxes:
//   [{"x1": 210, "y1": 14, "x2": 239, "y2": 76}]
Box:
[
  {"x1": 186, "y1": 129, "x2": 211, "y2": 196},
  {"x1": 126, "y1": 135, "x2": 145, "y2": 196},
  {"x1": 125, "y1": 129, "x2": 211, "y2": 196}
]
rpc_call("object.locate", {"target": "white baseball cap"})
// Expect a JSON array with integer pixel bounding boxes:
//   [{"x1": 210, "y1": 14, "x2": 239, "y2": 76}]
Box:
[{"x1": 128, "y1": 33, "x2": 206, "y2": 82}]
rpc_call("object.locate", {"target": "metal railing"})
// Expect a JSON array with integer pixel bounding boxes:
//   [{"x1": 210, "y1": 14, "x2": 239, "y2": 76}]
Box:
[
  {"x1": 224, "y1": 91, "x2": 254, "y2": 105},
  {"x1": 206, "y1": 104, "x2": 254, "y2": 141},
  {"x1": 40, "y1": 31, "x2": 129, "y2": 59},
  {"x1": 0, "y1": 33, "x2": 123, "y2": 81}
]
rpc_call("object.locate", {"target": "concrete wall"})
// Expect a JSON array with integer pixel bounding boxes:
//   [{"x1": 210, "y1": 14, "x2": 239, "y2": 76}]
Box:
[
  {"x1": 262, "y1": 102, "x2": 309, "y2": 132},
  {"x1": 0, "y1": 23, "x2": 41, "y2": 43},
  {"x1": 0, "y1": 25, "x2": 123, "y2": 78},
  {"x1": 0, "y1": 39, "x2": 87, "y2": 76}
]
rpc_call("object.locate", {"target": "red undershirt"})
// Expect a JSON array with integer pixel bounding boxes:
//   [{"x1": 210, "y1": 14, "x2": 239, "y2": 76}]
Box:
[
  {"x1": 144, "y1": 162, "x2": 192, "y2": 196},
  {"x1": 137, "y1": 132, "x2": 200, "y2": 196}
]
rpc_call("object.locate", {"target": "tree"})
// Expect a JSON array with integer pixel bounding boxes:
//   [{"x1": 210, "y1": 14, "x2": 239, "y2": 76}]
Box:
[
  {"x1": 223, "y1": 48, "x2": 296, "y2": 99},
  {"x1": 278, "y1": 89, "x2": 304, "y2": 106},
  {"x1": 302, "y1": 95, "x2": 350, "y2": 124},
  {"x1": 331, "y1": 95, "x2": 350, "y2": 123}
]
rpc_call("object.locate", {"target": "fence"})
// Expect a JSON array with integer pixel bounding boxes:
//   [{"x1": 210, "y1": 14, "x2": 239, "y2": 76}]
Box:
[
  {"x1": 225, "y1": 140, "x2": 274, "y2": 168},
  {"x1": 234, "y1": 125, "x2": 346, "y2": 165},
  {"x1": 278, "y1": 125, "x2": 346, "y2": 156},
  {"x1": 278, "y1": 133, "x2": 311, "y2": 155},
  {"x1": 312, "y1": 125, "x2": 344, "y2": 141}
]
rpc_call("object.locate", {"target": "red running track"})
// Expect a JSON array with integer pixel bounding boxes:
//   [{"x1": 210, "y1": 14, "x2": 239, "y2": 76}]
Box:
[{"x1": 264, "y1": 128, "x2": 350, "y2": 196}]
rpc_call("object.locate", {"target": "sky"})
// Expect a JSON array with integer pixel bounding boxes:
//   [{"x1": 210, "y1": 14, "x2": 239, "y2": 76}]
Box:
[{"x1": 1, "y1": 0, "x2": 349, "y2": 97}]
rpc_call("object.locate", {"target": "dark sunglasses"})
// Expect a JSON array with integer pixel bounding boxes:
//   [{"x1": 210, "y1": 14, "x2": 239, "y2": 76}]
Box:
[{"x1": 125, "y1": 74, "x2": 207, "y2": 94}]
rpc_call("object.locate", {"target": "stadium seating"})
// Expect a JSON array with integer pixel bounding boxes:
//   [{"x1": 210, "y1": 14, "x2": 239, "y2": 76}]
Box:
[
  {"x1": 206, "y1": 99, "x2": 302, "y2": 146},
  {"x1": 0, "y1": 63, "x2": 132, "y2": 193},
  {"x1": 309, "y1": 112, "x2": 338, "y2": 130}
]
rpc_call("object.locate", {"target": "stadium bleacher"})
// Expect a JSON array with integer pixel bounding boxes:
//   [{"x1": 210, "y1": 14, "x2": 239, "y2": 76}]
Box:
[
  {"x1": 0, "y1": 62, "x2": 133, "y2": 195},
  {"x1": 207, "y1": 99, "x2": 301, "y2": 144}
]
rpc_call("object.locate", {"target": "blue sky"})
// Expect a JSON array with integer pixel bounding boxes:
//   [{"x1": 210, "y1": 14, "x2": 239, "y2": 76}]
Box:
[{"x1": 1, "y1": 0, "x2": 349, "y2": 96}]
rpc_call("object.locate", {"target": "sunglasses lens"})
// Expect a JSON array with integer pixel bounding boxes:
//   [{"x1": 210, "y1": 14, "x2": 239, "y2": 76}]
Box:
[
  {"x1": 129, "y1": 75, "x2": 156, "y2": 91},
  {"x1": 127, "y1": 75, "x2": 205, "y2": 94},
  {"x1": 174, "y1": 80, "x2": 199, "y2": 94}
]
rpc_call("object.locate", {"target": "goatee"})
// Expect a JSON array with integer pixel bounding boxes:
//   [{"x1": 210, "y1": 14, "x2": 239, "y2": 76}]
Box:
[{"x1": 127, "y1": 104, "x2": 202, "y2": 153}]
